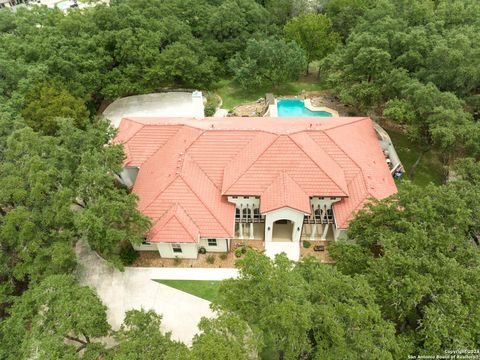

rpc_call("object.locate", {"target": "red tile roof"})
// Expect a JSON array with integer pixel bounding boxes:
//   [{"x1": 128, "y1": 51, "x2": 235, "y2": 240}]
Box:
[
  {"x1": 114, "y1": 117, "x2": 397, "y2": 242},
  {"x1": 260, "y1": 171, "x2": 310, "y2": 213}
]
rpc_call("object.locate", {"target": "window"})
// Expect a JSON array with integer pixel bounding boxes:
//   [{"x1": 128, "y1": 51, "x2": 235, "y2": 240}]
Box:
[
  {"x1": 235, "y1": 208, "x2": 240, "y2": 220},
  {"x1": 207, "y1": 239, "x2": 217, "y2": 246},
  {"x1": 172, "y1": 243, "x2": 182, "y2": 253}
]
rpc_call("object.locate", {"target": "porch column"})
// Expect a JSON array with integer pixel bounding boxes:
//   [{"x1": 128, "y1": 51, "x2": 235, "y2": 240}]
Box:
[
  {"x1": 321, "y1": 224, "x2": 329, "y2": 240},
  {"x1": 249, "y1": 223, "x2": 254, "y2": 239},
  {"x1": 238, "y1": 223, "x2": 243, "y2": 239},
  {"x1": 310, "y1": 224, "x2": 317, "y2": 240}
]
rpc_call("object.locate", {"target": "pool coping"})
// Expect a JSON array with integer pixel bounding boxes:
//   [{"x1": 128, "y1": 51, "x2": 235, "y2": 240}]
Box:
[
  {"x1": 304, "y1": 99, "x2": 339, "y2": 117},
  {"x1": 269, "y1": 98, "x2": 339, "y2": 117}
]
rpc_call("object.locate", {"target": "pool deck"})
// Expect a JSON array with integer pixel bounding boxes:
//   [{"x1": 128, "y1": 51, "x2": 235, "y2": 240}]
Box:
[
  {"x1": 304, "y1": 99, "x2": 339, "y2": 117},
  {"x1": 268, "y1": 98, "x2": 339, "y2": 118}
]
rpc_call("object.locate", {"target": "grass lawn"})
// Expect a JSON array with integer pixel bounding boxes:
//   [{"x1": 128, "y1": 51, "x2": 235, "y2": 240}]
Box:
[
  {"x1": 155, "y1": 280, "x2": 220, "y2": 302},
  {"x1": 214, "y1": 77, "x2": 329, "y2": 110},
  {"x1": 387, "y1": 130, "x2": 445, "y2": 187}
]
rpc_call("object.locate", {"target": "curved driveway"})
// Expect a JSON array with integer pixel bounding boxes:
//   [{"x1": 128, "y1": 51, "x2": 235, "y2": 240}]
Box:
[{"x1": 75, "y1": 240, "x2": 237, "y2": 345}]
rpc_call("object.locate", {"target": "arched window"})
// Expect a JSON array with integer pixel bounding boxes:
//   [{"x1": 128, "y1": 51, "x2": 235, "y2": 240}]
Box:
[
  {"x1": 242, "y1": 207, "x2": 252, "y2": 220},
  {"x1": 253, "y1": 207, "x2": 260, "y2": 220}
]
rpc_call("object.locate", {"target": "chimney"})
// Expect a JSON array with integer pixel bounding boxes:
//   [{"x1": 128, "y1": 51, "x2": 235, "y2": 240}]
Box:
[{"x1": 192, "y1": 91, "x2": 205, "y2": 120}]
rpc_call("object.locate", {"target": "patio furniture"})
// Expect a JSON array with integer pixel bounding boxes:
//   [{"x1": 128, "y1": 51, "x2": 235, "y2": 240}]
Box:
[{"x1": 313, "y1": 245, "x2": 325, "y2": 252}]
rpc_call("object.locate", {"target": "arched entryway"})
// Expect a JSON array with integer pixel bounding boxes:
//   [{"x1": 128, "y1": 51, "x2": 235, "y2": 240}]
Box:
[{"x1": 272, "y1": 219, "x2": 294, "y2": 241}]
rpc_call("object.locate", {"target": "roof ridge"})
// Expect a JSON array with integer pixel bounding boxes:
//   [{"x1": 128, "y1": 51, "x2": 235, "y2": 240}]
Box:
[
  {"x1": 178, "y1": 175, "x2": 232, "y2": 236},
  {"x1": 313, "y1": 130, "x2": 363, "y2": 172},
  {"x1": 116, "y1": 118, "x2": 146, "y2": 144},
  {"x1": 287, "y1": 133, "x2": 348, "y2": 195},
  {"x1": 222, "y1": 133, "x2": 278, "y2": 194},
  {"x1": 322, "y1": 117, "x2": 370, "y2": 132},
  {"x1": 172, "y1": 204, "x2": 199, "y2": 241},
  {"x1": 139, "y1": 175, "x2": 178, "y2": 212},
  {"x1": 154, "y1": 205, "x2": 197, "y2": 242},
  {"x1": 181, "y1": 130, "x2": 223, "y2": 191}
]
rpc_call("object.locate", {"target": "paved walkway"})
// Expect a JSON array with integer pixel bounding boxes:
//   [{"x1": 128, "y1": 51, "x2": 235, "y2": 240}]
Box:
[
  {"x1": 102, "y1": 92, "x2": 202, "y2": 128},
  {"x1": 75, "y1": 241, "x2": 238, "y2": 345},
  {"x1": 265, "y1": 242, "x2": 300, "y2": 261}
]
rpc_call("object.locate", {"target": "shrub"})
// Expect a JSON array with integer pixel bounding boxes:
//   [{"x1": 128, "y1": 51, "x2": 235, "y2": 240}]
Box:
[
  {"x1": 198, "y1": 247, "x2": 207, "y2": 254},
  {"x1": 119, "y1": 242, "x2": 139, "y2": 265},
  {"x1": 220, "y1": 253, "x2": 228, "y2": 260},
  {"x1": 173, "y1": 256, "x2": 182, "y2": 266},
  {"x1": 241, "y1": 245, "x2": 249, "y2": 254},
  {"x1": 206, "y1": 255, "x2": 215, "y2": 264},
  {"x1": 204, "y1": 104, "x2": 216, "y2": 117},
  {"x1": 303, "y1": 240, "x2": 311, "y2": 248},
  {"x1": 234, "y1": 248, "x2": 243, "y2": 258}
]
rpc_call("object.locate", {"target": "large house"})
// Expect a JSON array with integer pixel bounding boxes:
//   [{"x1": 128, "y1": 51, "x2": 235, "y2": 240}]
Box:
[{"x1": 114, "y1": 116, "x2": 397, "y2": 260}]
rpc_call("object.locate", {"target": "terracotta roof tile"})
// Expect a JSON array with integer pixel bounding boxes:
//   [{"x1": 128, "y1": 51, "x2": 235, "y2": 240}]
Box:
[
  {"x1": 260, "y1": 171, "x2": 310, "y2": 213},
  {"x1": 148, "y1": 204, "x2": 199, "y2": 243},
  {"x1": 115, "y1": 116, "x2": 397, "y2": 241}
]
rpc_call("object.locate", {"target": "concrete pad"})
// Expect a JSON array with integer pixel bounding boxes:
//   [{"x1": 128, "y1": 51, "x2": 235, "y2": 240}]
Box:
[
  {"x1": 102, "y1": 92, "x2": 203, "y2": 128},
  {"x1": 265, "y1": 242, "x2": 300, "y2": 261},
  {"x1": 75, "y1": 240, "x2": 237, "y2": 345}
]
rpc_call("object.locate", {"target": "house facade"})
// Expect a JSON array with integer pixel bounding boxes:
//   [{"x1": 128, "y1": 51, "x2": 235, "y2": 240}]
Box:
[{"x1": 114, "y1": 116, "x2": 397, "y2": 260}]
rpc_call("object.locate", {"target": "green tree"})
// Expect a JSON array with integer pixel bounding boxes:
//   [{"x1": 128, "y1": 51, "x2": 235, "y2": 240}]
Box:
[
  {"x1": 0, "y1": 119, "x2": 150, "y2": 309},
  {"x1": 329, "y1": 182, "x2": 480, "y2": 354},
  {"x1": 284, "y1": 13, "x2": 340, "y2": 74},
  {"x1": 107, "y1": 309, "x2": 191, "y2": 360},
  {"x1": 296, "y1": 258, "x2": 399, "y2": 359},
  {"x1": 21, "y1": 82, "x2": 90, "y2": 135},
  {"x1": 191, "y1": 312, "x2": 262, "y2": 360},
  {"x1": 230, "y1": 37, "x2": 307, "y2": 89},
  {"x1": 324, "y1": 0, "x2": 373, "y2": 40},
  {"x1": 214, "y1": 251, "x2": 312, "y2": 359},
  {"x1": 0, "y1": 275, "x2": 110, "y2": 359}
]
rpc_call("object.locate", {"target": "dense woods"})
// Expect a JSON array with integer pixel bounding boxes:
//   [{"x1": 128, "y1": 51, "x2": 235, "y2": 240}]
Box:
[{"x1": 0, "y1": 0, "x2": 479, "y2": 358}]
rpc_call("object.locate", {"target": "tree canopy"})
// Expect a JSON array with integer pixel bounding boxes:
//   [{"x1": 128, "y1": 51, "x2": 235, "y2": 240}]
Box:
[
  {"x1": 230, "y1": 37, "x2": 307, "y2": 88},
  {"x1": 284, "y1": 13, "x2": 340, "y2": 72}
]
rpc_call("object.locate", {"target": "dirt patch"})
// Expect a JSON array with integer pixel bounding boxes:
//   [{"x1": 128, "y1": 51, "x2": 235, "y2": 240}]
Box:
[
  {"x1": 232, "y1": 100, "x2": 267, "y2": 117},
  {"x1": 300, "y1": 240, "x2": 335, "y2": 263},
  {"x1": 305, "y1": 91, "x2": 362, "y2": 117}
]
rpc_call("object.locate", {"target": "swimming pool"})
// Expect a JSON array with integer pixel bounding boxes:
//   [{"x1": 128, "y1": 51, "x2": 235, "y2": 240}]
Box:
[{"x1": 277, "y1": 99, "x2": 333, "y2": 117}]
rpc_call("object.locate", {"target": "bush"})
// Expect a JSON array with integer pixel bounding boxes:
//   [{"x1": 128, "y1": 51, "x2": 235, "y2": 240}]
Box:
[
  {"x1": 198, "y1": 247, "x2": 207, "y2": 254},
  {"x1": 204, "y1": 104, "x2": 216, "y2": 117},
  {"x1": 303, "y1": 240, "x2": 311, "y2": 248},
  {"x1": 119, "y1": 242, "x2": 139, "y2": 265},
  {"x1": 173, "y1": 256, "x2": 182, "y2": 266},
  {"x1": 206, "y1": 255, "x2": 215, "y2": 264},
  {"x1": 234, "y1": 248, "x2": 243, "y2": 258},
  {"x1": 220, "y1": 253, "x2": 228, "y2": 260}
]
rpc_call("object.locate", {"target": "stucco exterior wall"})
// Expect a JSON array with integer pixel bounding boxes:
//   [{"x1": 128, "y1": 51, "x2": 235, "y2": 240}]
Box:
[
  {"x1": 333, "y1": 228, "x2": 347, "y2": 241},
  {"x1": 264, "y1": 207, "x2": 306, "y2": 242},
  {"x1": 310, "y1": 196, "x2": 341, "y2": 210},
  {"x1": 199, "y1": 238, "x2": 229, "y2": 252},
  {"x1": 133, "y1": 242, "x2": 158, "y2": 251},
  {"x1": 157, "y1": 243, "x2": 198, "y2": 259}
]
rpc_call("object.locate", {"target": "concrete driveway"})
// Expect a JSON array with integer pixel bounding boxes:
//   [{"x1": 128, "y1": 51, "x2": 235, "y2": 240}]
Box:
[
  {"x1": 75, "y1": 241, "x2": 237, "y2": 344},
  {"x1": 102, "y1": 92, "x2": 201, "y2": 128}
]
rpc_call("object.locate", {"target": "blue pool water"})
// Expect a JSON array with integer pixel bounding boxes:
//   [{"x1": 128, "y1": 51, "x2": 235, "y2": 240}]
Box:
[{"x1": 277, "y1": 99, "x2": 333, "y2": 117}]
